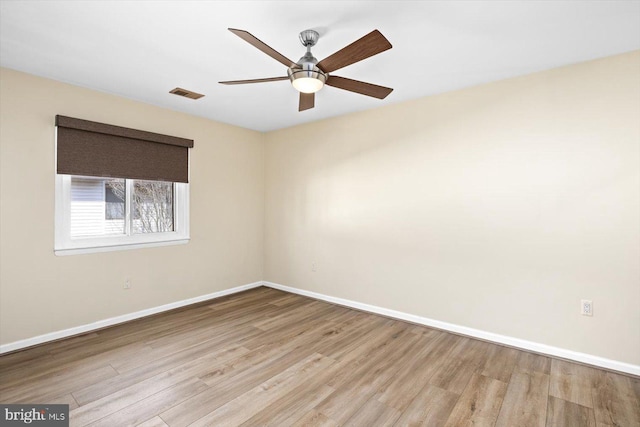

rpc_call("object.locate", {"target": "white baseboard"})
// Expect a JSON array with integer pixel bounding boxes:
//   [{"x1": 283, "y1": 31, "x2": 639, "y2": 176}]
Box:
[
  {"x1": 0, "y1": 281, "x2": 263, "y2": 355},
  {"x1": 262, "y1": 281, "x2": 640, "y2": 377}
]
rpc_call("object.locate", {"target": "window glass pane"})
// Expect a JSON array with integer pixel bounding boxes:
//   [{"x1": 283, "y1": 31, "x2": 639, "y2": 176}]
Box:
[
  {"x1": 132, "y1": 180, "x2": 174, "y2": 234},
  {"x1": 70, "y1": 177, "x2": 125, "y2": 237}
]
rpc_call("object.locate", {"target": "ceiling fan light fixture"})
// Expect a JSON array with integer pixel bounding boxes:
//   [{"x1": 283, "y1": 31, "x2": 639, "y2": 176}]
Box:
[
  {"x1": 292, "y1": 77, "x2": 324, "y2": 93},
  {"x1": 288, "y1": 67, "x2": 327, "y2": 93}
]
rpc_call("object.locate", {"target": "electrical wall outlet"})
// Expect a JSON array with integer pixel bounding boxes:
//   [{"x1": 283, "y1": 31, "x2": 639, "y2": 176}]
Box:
[
  {"x1": 311, "y1": 262, "x2": 317, "y2": 272},
  {"x1": 124, "y1": 279, "x2": 131, "y2": 290},
  {"x1": 581, "y1": 299, "x2": 593, "y2": 316}
]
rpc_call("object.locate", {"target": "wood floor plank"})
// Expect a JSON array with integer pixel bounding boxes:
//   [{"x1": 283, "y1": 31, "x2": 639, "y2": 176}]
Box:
[
  {"x1": 1, "y1": 364, "x2": 119, "y2": 403},
  {"x1": 189, "y1": 353, "x2": 334, "y2": 426},
  {"x1": 73, "y1": 343, "x2": 248, "y2": 405},
  {"x1": 240, "y1": 304, "x2": 345, "y2": 351},
  {"x1": 268, "y1": 293, "x2": 309, "y2": 307},
  {"x1": 87, "y1": 377, "x2": 209, "y2": 427},
  {"x1": 111, "y1": 324, "x2": 261, "y2": 374},
  {"x1": 481, "y1": 344, "x2": 520, "y2": 383},
  {"x1": 313, "y1": 314, "x2": 390, "y2": 362},
  {"x1": 323, "y1": 319, "x2": 408, "y2": 388},
  {"x1": 0, "y1": 287, "x2": 637, "y2": 427},
  {"x1": 393, "y1": 384, "x2": 460, "y2": 426},
  {"x1": 45, "y1": 393, "x2": 80, "y2": 411},
  {"x1": 0, "y1": 342, "x2": 144, "y2": 392},
  {"x1": 514, "y1": 351, "x2": 552, "y2": 375},
  {"x1": 205, "y1": 287, "x2": 277, "y2": 312},
  {"x1": 546, "y1": 396, "x2": 596, "y2": 427},
  {"x1": 252, "y1": 299, "x2": 322, "y2": 331},
  {"x1": 549, "y1": 358, "x2": 599, "y2": 408},
  {"x1": 443, "y1": 373, "x2": 508, "y2": 427},
  {"x1": 193, "y1": 305, "x2": 354, "y2": 390},
  {"x1": 344, "y1": 397, "x2": 401, "y2": 426},
  {"x1": 0, "y1": 343, "x2": 53, "y2": 370},
  {"x1": 27, "y1": 333, "x2": 101, "y2": 358},
  {"x1": 375, "y1": 332, "x2": 458, "y2": 411},
  {"x1": 135, "y1": 416, "x2": 168, "y2": 427},
  {"x1": 158, "y1": 339, "x2": 325, "y2": 426},
  {"x1": 69, "y1": 343, "x2": 246, "y2": 425},
  {"x1": 140, "y1": 304, "x2": 280, "y2": 353},
  {"x1": 314, "y1": 329, "x2": 424, "y2": 424},
  {"x1": 428, "y1": 337, "x2": 492, "y2": 394},
  {"x1": 239, "y1": 384, "x2": 335, "y2": 427},
  {"x1": 239, "y1": 320, "x2": 396, "y2": 427},
  {"x1": 631, "y1": 375, "x2": 640, "y2": 399},
  {"x1": 408, "y1": 324, "x2": 442, "y2": 338},
  {"x1": 239, "y1": 316, "x2": 405, "y2": 427},
  {"x1": 291, "y1": 410, "x2": 338, "y2": 427},
  {"x1": 592, "y1": 371, "x2": 640, "y2": 426},
  {"x1": 495, "y1": 371, "x2": 550, "y2": 427}
]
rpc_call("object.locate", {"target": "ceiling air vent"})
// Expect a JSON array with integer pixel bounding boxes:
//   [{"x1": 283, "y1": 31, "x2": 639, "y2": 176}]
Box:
[{"x1": 169, "y1": 87, "x2": 204, "y2": 100}]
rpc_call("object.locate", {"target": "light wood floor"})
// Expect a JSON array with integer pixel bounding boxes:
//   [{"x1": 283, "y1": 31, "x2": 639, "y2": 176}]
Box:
[{"x1": 1, "y1": 287, "x2": 638, "y2": 426}]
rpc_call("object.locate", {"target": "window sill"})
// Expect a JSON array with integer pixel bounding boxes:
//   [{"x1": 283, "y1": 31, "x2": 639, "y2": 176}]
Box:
[{"x1": 54, "y1": 238, "x2": 190, "y2": 256}]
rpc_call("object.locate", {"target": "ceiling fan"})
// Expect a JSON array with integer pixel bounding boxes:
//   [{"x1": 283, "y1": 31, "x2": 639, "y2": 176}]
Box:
[{"x1": 219, "y1": 28, "x2": 393, "y2": 112}]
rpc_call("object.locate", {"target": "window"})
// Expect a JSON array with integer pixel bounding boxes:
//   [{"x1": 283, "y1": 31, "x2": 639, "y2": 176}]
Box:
[
  {"x1": 54, "y1": 115, "x2": 193, "y2": 255},
  {"x1": 71, "y1": 177, "x2": 125, "y2": 237},
  {"x1": 55, "y1": 176, "x2": 188, "y2": 254}
]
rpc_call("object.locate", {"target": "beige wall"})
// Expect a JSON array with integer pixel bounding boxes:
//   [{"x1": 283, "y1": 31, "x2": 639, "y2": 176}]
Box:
[
  {"x1": 2, "y1": 51, "x2": 639, "y2": 366},
  {"x1": 264, "y1": 51, "x2": 640, "y2": 365},
  {"x1": 0, "y1": 68, "x2": 264, "y2": 345}
]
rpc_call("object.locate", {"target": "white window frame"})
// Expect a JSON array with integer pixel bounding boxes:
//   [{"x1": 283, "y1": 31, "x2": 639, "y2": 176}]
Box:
[{"x1": 54, "y1": 175, "x2": 189, "y2": 256}]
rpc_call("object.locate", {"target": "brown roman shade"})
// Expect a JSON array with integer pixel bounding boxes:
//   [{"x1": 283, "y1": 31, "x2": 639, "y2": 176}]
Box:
[{"x1": 56, "y1": 115, "x2": 194, "y2": 183}]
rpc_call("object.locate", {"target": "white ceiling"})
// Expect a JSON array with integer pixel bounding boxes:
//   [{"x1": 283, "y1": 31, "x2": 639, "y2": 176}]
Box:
[{"x1": 1, "y1": 1, "x2": 639, "y2": 132}]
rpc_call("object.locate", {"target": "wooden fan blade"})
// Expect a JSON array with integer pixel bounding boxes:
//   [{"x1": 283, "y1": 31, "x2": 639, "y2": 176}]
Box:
[
  {"x1": 228, "y1": 28, "x2": 296, "y2": 68},
  {"x1": 326, "y1": 75, "x2": 393, "y2": 99},
  {"x1": 219, "y1": 76, "x2": 289, "y2": 85},
  {"x1": 299, "y1": 92, "x2": 315, "y2": 111},
  {"x1": 317, "y1": 30, "x2": 392, "y2": 73}
]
